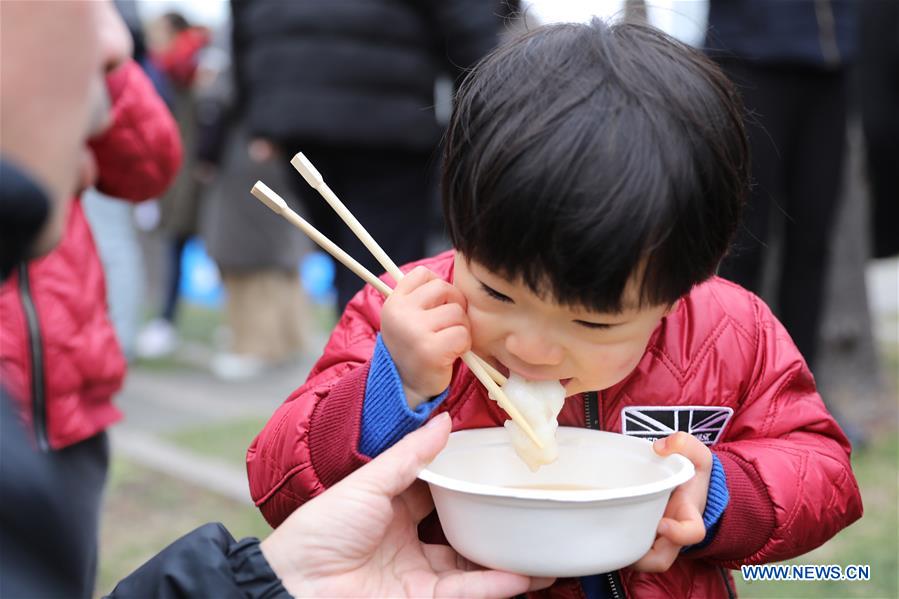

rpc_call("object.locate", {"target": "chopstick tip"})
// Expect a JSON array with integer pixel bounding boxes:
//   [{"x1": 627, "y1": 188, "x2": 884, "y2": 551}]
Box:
[
  {"x1": 251, "y1": 180, "x2": 287, "y2": 214},
  {"x1": 291, "y1": 152, "x2": 324, "y2": 189}
]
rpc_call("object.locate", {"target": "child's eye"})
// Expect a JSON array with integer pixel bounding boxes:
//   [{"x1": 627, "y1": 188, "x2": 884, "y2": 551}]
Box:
[
  {"x1": 574, "y1": 320, "x2": 613, "y2": 330},
  {"x1": 481, "y1": 283, "x2": 513, "y2": 303}
]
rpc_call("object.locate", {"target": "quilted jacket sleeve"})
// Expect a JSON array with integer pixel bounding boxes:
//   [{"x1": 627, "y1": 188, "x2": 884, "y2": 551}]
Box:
[
  {"x1": 88, "y1": 59, "x2": 182, "y2": 201},
  {"x1": 247, "y1": 282, "x2": 388, "y2": 528},
  {"x1": 689, "y1": 293, "x2": 863, "y2": 567}
]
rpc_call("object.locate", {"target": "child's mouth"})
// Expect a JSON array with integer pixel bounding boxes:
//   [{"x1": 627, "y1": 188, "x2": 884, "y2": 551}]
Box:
[{"x1": 493, "y1": 358, "x2": 573, "y2": 388}]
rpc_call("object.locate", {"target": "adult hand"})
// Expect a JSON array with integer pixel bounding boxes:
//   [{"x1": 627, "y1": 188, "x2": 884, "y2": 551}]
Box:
[
  {"x1": 632, "y1": 432, "x2": 712, "y2": 572},
  {"x1": 260, "y1": 412, "x2": 553, "y2": 597}
]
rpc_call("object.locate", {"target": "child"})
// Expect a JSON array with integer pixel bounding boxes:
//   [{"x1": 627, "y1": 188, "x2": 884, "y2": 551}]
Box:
[{"x1": 247, "y1": 19, "x2": 862, "y2": 598}]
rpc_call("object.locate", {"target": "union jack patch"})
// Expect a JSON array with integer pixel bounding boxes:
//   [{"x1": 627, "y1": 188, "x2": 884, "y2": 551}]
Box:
[{"x1": 621, "y1": 406, "x2": 733, "y2": 446}]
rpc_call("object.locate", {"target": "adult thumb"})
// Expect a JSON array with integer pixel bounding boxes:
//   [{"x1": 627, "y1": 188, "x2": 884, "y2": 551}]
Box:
[{"x1": 341, "y1": 412, "x2": 452, "y2": 499}]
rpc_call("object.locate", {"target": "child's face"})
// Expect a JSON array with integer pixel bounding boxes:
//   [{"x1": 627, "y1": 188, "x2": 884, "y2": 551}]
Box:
[{"x1": 453, "y1": 253, "x2": 670, "y2": 397}]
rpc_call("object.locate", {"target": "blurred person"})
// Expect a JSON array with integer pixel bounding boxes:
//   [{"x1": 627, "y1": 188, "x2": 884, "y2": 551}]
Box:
[
  {"x1": 1, "y1": 59, "x2": 182, "y2": 595},
  {"x1": 230, "y1": 0, "x2": 515, "y2": 311},
  {"x1": 858, "y1": 0, "x2": 899, "y2": 260},
  {"x1": 196, "y1": 56, "x2": 309, "y2": 380},
  {"x1": 705, "y1": 0, "x2": 858, "y2": 370},
  {"x1": 0, "y1": 4, "x2": 181, "y2": 596},
  {"x1": 0, "y1": 2, "x2": 131, "y2": 595},
  {"x1": 136, "y1": 11, "x2": 210, "y2": 359},
  {"x1": 1, "y1": 7, "x2": 549, "y2": 598},
  {"x1": 82, "y1": 1, "x2": 165, "y2": 359},
  {"x1": 0, "y1": 61, "x2": 181, "y2": 458}
]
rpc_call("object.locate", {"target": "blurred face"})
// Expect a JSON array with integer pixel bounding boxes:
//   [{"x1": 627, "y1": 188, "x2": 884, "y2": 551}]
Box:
[
  {"x1": 453, "y1": 253, "x2": 670, "y2": 397},
  {"x1": 0, "y1": 0, "x2": 130, "y2": 253},
  {"x1": 145, "y1": 17, "x2": 176, "y2": 53}
]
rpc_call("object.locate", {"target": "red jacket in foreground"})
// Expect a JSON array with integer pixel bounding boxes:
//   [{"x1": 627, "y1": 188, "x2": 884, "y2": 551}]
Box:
[
  {"x1": 0, "y1": 59, "x2": 181, "y2": 450},
  {"x1": 247, "y1": 251, "x2": 862, "y2": 598}
]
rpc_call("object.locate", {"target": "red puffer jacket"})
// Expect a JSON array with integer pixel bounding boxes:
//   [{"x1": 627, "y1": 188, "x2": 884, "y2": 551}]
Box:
[
  {"x1": 0, "y1": 60, "x2": 181, "y2": 450},
  {"x1": 247, "y1": 251, "x2": 863, "y2": 598}
]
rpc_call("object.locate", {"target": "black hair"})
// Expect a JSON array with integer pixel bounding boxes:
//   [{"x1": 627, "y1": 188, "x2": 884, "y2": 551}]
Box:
[
  {"x1": 162, "y1": 12, "x2": 190, "y2": 32},
  {"x1": 443, "y1": 19, "x2": 748, "y2": 312}
]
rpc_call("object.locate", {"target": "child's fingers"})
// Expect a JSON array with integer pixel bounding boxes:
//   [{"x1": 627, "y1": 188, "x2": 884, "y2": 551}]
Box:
[
  {"x1": 631, "y1": 534, "x2": 681, "y2": 572},
  {"x1": 433, "y1": 325, "x2": 472, "y2": 359},
  {"x1": 653, "y1": 431, "x2": 713, "y2": 471},
  {"x1": 657, "y1": 509, "x2": 706, "y2": 547},
  {"x1": 392, "y1": 265, "x2": 438, "y2": 296},
  {"x1": 408, "y1": 277, "x2": 468, "y2": 310},
  {"x1": 424, "y1": 302, "x2": 470, "y2": 333}
]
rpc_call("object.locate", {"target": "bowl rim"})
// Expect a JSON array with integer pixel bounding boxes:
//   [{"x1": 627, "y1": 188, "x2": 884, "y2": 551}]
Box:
[{"x1": 418, "y1": 427, "x2": 695, "y2": 503}]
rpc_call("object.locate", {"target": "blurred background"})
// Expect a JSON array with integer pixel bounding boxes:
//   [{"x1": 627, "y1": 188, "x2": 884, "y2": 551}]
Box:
[{"x1": 84, "y1": 1, "x2": 895, "y2": 597}]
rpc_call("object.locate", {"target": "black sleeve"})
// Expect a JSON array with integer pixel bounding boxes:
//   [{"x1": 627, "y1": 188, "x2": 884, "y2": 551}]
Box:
[{"x1": 105, "y1": 523, "x2": 289, "y2": 599}]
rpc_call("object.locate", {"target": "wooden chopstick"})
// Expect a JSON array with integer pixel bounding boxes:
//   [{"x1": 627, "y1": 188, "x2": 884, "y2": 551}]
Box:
[
  {"x1": 252, "y1": 179, "x2": 537, "y2": 447},
  {"x1": 291, "y1": 153, "x2": 507, "y2": 386},
  {"x1": 252, "y1": 183, "x2": 507, "y2": 385},
  {"x1": 291, "y1": 153, "x2": 404, "y2": 283},
  {"x1": 474, "y1": 356, "x2": 507, "y2": 385},
  {"x1": 251, "y1": 182, "x2": 392, "y2": 297},
  {"x1": 256, "y1": 161, "x2": 538, "y2": 448}
]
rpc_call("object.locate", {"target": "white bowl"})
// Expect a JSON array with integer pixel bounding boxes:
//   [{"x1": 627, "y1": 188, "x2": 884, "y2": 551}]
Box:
[{"x1": 418, "y1": 426, "x2": 694, "y2": 577}]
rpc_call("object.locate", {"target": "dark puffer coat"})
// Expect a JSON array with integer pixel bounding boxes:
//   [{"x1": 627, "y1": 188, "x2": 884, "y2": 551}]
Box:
[{"x1": 231, "y1": 0, "x2": 511, "y2": 151}]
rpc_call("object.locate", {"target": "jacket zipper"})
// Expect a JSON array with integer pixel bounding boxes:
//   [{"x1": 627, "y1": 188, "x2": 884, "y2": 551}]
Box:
[
  {"x1": 584, "y1": 391, "x2": 626, "y2": 599},
  {"x1": 815, "y1": 0, "x2": 841, "y2": 65},
  {"x1": 18, "y1": 263, "x2": 49, "y2": 452},
  {"x1": 606, "y1": 571, "x2": 624, "y2": 599}
]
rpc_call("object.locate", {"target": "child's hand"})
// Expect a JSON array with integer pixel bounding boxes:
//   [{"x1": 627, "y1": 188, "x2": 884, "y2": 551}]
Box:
[
  {"x1": 632, "y1": 432, "x2": 713, "y2": 572},
  {"x1": 381, "y1": 266, "x2": 471, "y2": 409}
]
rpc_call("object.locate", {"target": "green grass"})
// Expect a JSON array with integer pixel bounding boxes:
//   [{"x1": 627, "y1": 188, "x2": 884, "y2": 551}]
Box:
[
  {"x1": 96, "y1": 457, "x2": 271, "y2": 597},
  {"x1": 735, "y1": 432, "x2": 899, "y2": 598},
  {"x1": 133, "y1": 304, "x2": 223, "y2": 372},
  {"x1": 164, "y1": 416, "x2": 271, "y2": 467},
  {"x1": 176, "y1": 303, "x2": 225, "y2": 346}
]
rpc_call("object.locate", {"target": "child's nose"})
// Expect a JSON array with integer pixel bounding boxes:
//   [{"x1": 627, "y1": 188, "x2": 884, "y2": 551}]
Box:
[{"x1": 504, "y1": 331, "x2": 564, "y2": 368}]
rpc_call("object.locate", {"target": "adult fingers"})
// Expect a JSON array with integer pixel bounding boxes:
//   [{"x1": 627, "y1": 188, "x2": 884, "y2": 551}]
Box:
[
  {"x1": 399, "y1": 479, "x2": 437, "y2": 524},
  {"x1": 434, "y1": 570, "x2": 536, "y2": 599},
  {"x1": 424, "y1": 546, "x2": 556, "y2": 594},
  {"x1": 422, "y1": 543, "x2": 463, "y2": 572}
]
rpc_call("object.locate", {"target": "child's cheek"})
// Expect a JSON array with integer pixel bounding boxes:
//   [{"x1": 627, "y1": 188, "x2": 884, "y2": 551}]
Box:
[
  {"x1": 604, "y1": 344, "x2": 648, "y2": 385},
  {"x1": 466, "y1": 306, "x2": 496, "y2": 349}
]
